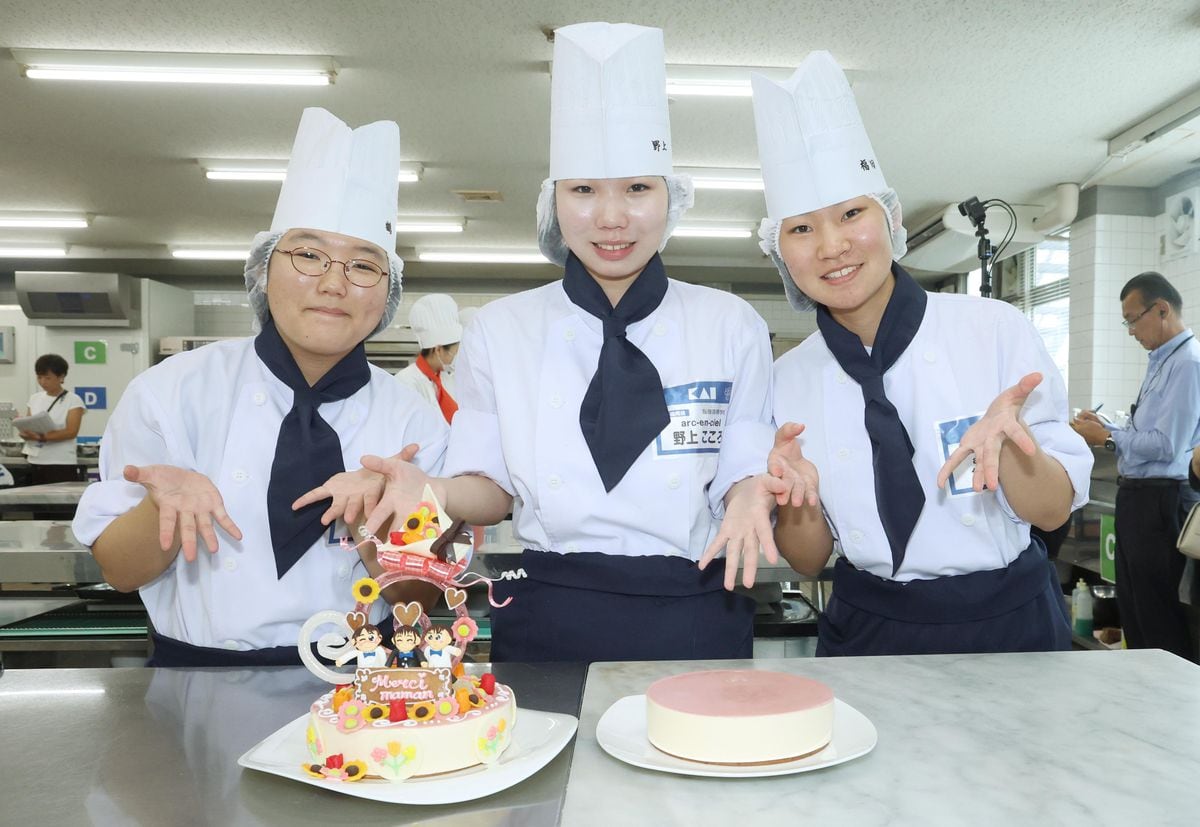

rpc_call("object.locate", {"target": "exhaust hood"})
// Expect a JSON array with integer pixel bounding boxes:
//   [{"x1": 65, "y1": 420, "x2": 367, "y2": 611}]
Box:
[{"x1": 14, "y1": 271, "x2": 140, "y2": 327}]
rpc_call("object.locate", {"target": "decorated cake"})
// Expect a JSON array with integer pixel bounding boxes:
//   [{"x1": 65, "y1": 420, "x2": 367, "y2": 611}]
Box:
[
  {"x1": 645, "y1": 670, "x2": 833, "y2": 764},
  {"x1": 297, "y1": 488, "x2": 516, "y2": 782}
]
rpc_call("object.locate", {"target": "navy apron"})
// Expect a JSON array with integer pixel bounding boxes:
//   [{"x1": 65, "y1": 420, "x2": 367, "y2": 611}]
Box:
[
  {"x1": 817, "y1": 536, "x2": 1070, "y2": 656},
  {"x1": 489, "y1": 550, "x2": 755, "y2": 663},
  {"x1": 147, "y1": 614, "x2": 394, "y2": 668}
]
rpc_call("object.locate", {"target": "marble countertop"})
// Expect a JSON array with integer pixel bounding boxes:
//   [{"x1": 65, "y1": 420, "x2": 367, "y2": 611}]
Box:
[{"x1": 562, "y1": 650, "x2": 1200, "y2": 825}]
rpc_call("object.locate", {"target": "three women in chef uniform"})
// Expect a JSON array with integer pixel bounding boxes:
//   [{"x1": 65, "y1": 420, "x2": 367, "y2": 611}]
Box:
[
  {"x1": 740, "y1": 52, "x2": 1092, "y2": 655},
  {"x1": 364, "y1": 22, "x2": 778, "y2": 662},
  {"x1": 72, "y1": 109, "x2": 448, "y2": 666}
]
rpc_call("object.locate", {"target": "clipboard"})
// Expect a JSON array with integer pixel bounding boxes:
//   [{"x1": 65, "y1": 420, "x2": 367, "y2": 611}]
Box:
[{"x1": 12, "y1": 412, "x2": 56, "y2": 435}]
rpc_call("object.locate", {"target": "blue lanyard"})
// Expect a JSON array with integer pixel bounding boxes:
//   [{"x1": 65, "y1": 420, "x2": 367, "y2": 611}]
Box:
[{"x1": 1132, "y1": 334, "x2": 1194, "y2": 424}]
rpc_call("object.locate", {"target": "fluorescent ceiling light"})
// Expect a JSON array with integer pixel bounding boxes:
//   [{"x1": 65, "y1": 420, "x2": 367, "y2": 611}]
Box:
[
  {"x1": 0, "y1": 212, "x2": 89, "y2": 228},
  {"x1": 1108, "y1": 86, "x2": 1200, "y2": 157},
  {"x1": 0, "y1": 246, "x2": 68, "y2": 257},
  {"x1": 419, "y1": 251, "x2": 549, "y2": 264},
  {"x1": 676, "y1": 168, "x2": 763, "y2": 191},
  {"x1": 673, "y1": 225, "x2": 754, "y2": 239},
  {"x1": 664, "y1": 64, "x2": 797, "y2": 98},
  {"x1": 12, "y1": 48, "x2": 336, "y2": 86},
  {"x1": 200, "y1": 160, "x2": 422, "y2": 183},
  {"x1": 172, "y1": 249, "x2": 249, "y2": 260},
  {"x1": 394, "y1": 220, "x2": 464, "y2": 233}
]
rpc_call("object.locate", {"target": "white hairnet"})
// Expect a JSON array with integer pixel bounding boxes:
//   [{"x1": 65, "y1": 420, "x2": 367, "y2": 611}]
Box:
[
  {"x1": 243, "y1": 230, "x2": 404, "y2": 336},
  {"x1": 757, "y1": 189, "x2": 908, "y2": 312},
  {"x1": 536, "y1": 174, "x2": 696, "y2": 267}
]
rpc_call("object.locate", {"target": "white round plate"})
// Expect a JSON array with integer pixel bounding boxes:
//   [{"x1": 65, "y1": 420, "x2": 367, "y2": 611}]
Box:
[
  {"x1": 238, "y1": 708, "x2": 577, "y2": 805},
  {"x1": 595, "y1": 694, "x2": 876, "y2": 778}
]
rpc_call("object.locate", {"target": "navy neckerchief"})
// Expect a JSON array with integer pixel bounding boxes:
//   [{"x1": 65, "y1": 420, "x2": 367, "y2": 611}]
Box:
[
  {"x1": 563, "y1": 251, "x2": 670, "y2": 492},
  {"x1": 254, "y1": 316, "x2": 371, "y2": 578},
  {"x1": 816, "y1": 262, "x2": 928, "y2": 575}
]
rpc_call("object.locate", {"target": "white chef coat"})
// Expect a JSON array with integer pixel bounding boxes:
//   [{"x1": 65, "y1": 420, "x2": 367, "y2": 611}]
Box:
[
  {"x1": 393, "y1": 362, "x2": 440, "y2": 411},
  {"x1": 24, "y1": 389, "x2": 85, "y2": 465},
  {"x1": 444, "y1": 279, "x2": 775, "y2": 560},
  {"x1": 72, "y1": 337, "x2": 448, "y2": 650},
  {"x1": 773, "y1": 292, "x2": 1092, "y2": 582}
]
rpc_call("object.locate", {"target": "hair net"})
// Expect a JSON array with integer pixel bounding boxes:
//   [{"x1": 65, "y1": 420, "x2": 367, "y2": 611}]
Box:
[
  {"x1": 536, "y1": 174, "x2": 696, "y2": 267},
  {"x1": 243, "y1": 230, "x2": 404, "y2": 336},
  {"x1": 757, "y1": 189, "x2": 908, "y2": 312}
]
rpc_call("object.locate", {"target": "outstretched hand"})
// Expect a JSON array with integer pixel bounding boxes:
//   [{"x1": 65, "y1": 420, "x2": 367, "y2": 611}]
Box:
[
  {"x1": 292, "y1": 468, "x2": 386, "y2": 527},
  {"x1": 936, "y1": 372, "x2": 1042, "y2": 493},
  {"x1": 359, "y1": 444, "x2": 433, "y2": 538},
  {"x1": 766, "y1": 422, "x2": 821, "y2": 508},
  {"x1": 124, "y1": 464, "x2": 242, "y2": 561},
  {"x1": 698, "y1": 475, "x2": 783, "y2": 590}
]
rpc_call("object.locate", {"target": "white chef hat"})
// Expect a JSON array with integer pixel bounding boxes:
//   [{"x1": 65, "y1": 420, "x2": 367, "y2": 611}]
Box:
[
  {"x1": 244, "y1": 108, "x2": 404, "y2": 335},
  {"x1": 751, "y1": 52, "x2": 907, "y2": 311},
  {"x1": 458, "y1": 306, "x2": 480, "y2": 329},
  {"x1": 536, "y1": 21, "x2": 694, "y2": 266},
  {"x1": 409, "y1": 294, "x2": 462, "y2": 350}
]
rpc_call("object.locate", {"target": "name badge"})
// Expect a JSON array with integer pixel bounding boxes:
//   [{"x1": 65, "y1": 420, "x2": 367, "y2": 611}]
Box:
[
  {"x1": 656, "y1": 381, "x2": 732, "y2": 456},
  {"x1": 935, "y1": 414, "x2": 982, "y2": 496}
]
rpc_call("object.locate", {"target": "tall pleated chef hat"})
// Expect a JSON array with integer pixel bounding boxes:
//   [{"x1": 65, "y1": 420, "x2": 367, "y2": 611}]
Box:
[
  {"x1": 270, "y1": 107, "x2": 400, "y2": 255},
  {"x1": 548, "y1": 22, "x2": 674, "y2": 180},
  {"x1": 751, "y1": 51, "x2": 889, "y2": 220}
]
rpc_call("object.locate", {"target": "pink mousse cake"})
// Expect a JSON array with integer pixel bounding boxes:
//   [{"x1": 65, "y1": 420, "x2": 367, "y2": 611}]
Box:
[{"x1": 645, "y1": 669, "x2": 834, "y2": 764}]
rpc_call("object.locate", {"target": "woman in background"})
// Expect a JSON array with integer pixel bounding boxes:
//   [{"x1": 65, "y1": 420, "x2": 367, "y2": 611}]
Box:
[{"x1": 20, "y1": 353, "x2": 85, "y2": 484}]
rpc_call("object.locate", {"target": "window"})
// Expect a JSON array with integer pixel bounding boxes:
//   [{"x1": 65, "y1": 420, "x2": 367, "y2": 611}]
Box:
[{"x1": 1010, "y1": 238, "x2": 1070, "y2": 385}]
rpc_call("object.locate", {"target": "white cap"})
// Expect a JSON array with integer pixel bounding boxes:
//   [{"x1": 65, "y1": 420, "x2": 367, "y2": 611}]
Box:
[
  {"x1": 549, "y1": 22, "x2": 673, "y2": 180},
  {"x1": 751, "y1": 52, "x2": 887, "y2": 220},
  {"x1": 409, "y1": 294, "x2": 462, "y2": 349},
  {"x1": 270, "y1": 107, "x2": 400, "y2": 254}
]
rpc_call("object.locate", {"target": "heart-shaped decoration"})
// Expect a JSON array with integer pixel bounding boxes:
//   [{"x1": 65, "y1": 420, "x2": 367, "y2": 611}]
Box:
[
  {"x1": 345, "y1": 611, "x2": 367, "y2": 630},
  {"x1": 392, "y1": 601, "x2": 423, "y2": 627},
  {"x1": 445, "y1": 588, "x2": 467, "y2": 609}
]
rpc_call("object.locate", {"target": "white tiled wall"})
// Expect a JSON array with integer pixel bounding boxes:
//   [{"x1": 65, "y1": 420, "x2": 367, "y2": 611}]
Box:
[{"x1": 1067, "y1": 213, "x2": 1191, "y2": 416}]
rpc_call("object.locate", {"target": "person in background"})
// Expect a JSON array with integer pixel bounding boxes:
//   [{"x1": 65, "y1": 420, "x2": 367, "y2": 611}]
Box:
[
  {"x1": 741, "y1": 51, "x2": 1092, "y2": 656},
  {"x1": 71, "y1": 108, "x2": 447, "y2": 667},
  {"x1": 20, "y1": 353, "x2": 85, "y2": 484},
  {"x1": 1072, "y1": 271, "x2": 1200, "y2": 661},
  {"x1": 1192, "y1": 444, "x2": 1200, "y2": 490},
  {"x1": 357, "y1": 22, "x2": 778, "y2": 663},
  {"x1": 393, "y1": 293, "x2": 462, "y2": 423}
]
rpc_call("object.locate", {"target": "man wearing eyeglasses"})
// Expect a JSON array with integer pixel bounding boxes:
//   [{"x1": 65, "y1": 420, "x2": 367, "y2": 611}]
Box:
[
  {"x1": 1072, "y1": 271, "x2": 1200, "y2": 662},
  {"x1": 72, "y1": 109, "x2": 448, "y2": 666}
]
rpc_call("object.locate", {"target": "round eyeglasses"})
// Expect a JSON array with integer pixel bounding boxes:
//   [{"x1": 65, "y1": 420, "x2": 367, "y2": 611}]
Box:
[{"x1": 274, "y1": 247, "x2": 387, "y2": 288}]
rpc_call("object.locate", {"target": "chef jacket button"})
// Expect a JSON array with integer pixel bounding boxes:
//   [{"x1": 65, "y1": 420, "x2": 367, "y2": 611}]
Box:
[
  {"x1": 849, "y1": 529, "x2": 864, "y2": 543},
  {"x1": 550, "y1": 394, "x2": 563, "y2": 409},
  {"x1": 564, "y1": 328, "x2": 576, "y2": 341},
  {"x1": 653, "y1": 323, "x2": 667, "y2": 336},
  {"x1": 565, "y1": 543, "x2": 579, "y2": 553},
  {"x1": 223, "y1": 558, "x2": 238, "y2": 572},
  {"x1": 836, "y1": 373, "x2": 849, "y2": 384},
  {"x1": 548, "y1": 475, "x2": 562, "y2": 490},
  {"x1": 961, "y1": 514, "x2": 976, "y2": 527},
  {"x1": 349, "y1": 411, "x2": 360, "y2": 424},
  {"x1": 232, "y1": 469, "x2": 249, "y2": 483},
  {"x1": 224, "y1": 640, "x2": 240, "y2": 651},
  {"x1": 837, "y1": 448, "x2": 850, "y2": 459},
  {"x1": 923, "y1": 351, "x2": 936, "y2": 363},
  {"x1": 253, "y1": 392, "x2": 266, "y2": 406},
  {"x1": 667, "y1": 474, "x2": 681, "y2": 489},
  {"x1": 337, "y1": 564, "x2": 352, "y2": 579}
]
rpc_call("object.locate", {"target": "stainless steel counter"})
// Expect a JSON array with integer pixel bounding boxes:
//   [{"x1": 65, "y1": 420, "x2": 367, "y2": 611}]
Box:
[
  {"x1": 0, "y1": 481, "x2": 87, "y2": 506},
  {"x1": 0, "y1": 662, "x2": 586, "y2": 826},
  {"x1": 0, "y1": 520, "x2": 101, "y2": 583}
]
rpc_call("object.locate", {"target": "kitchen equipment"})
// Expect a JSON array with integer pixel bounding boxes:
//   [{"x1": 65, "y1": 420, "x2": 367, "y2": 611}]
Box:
[{"x1": 1091, "y1": 584, "x2": 1119, "y2": 630}]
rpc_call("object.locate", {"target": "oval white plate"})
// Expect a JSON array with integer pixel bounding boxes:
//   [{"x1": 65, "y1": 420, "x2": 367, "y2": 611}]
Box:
[
  {"x1": 595, "y1": 694, "x2": 876, "y2": 778},
  {"x1": 238, "y1": 708, "x2": 577, "y2": 805}
]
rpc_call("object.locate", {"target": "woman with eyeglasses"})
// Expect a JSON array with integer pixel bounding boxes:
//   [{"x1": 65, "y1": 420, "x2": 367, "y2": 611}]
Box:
[{"x1": 72, "y1": 109, "x2": 448, "y2": 667}]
